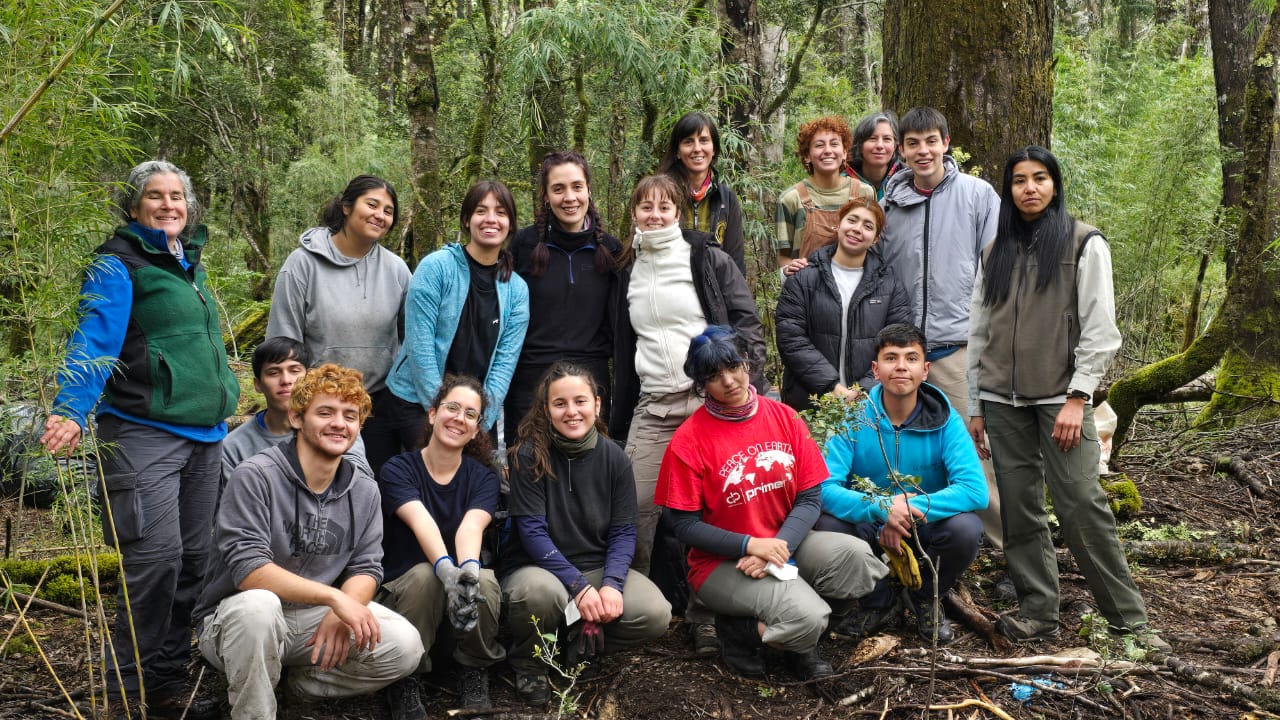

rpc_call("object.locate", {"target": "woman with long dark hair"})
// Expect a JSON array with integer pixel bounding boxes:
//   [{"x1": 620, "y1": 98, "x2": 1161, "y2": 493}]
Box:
[
  {"x1": 507, "y1": 151, "x2": 622, "y2": 443},
  {"x1": 659, "y1": 112, "x2": 746, "y2": 275},
  {"x1": 967, "y1": 146, "x2": 1169, "y2": 652},
  {"x1": 377, "y1": 374, "x2": 505, "y2": 712},
  {"x1": 502, "y1": 362, "x2": 671, "y2": 706},
  {"x1": 386, "y1": 180, "x2": 529, "y2": 444},
  {"x1": 268, "y1": 174, "x2": 411, "y2": 475},
  {"x1": 654, "y1": 327, "x2": 886, "y2": 680}
]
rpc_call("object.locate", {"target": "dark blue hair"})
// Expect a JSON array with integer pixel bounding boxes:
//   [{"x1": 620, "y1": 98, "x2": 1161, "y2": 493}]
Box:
[{"x1": 683, "y1": 325, "x2": 749, "y2": 395}]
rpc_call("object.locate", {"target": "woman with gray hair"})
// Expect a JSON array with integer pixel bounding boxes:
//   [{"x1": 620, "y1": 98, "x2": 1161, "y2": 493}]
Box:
[
  {"x1": 41, "y1": 160, "x2": 237, "y2": 719},
  {"x1": 846, "y1": 110, "x2": 903, "y2": 201}
]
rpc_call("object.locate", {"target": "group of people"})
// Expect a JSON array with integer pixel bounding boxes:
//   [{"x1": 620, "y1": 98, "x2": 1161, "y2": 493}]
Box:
[{"x1": 40, "y1": 105, "x2": 1168, "y2": 720}]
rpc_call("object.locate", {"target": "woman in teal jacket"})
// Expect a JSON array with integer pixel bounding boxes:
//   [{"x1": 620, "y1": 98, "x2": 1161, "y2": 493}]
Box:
[{"x1": 387, "y1": 180, "x2": 529, "y2": 436}]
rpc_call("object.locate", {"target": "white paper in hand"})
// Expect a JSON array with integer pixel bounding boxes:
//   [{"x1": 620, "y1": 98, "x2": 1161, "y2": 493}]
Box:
[
  {"x1": 564, "y1": 598, "x2": 581, "y2": 626},
  {"x1": 764, "y1": 562, "x2": 798, "y2": 581}
]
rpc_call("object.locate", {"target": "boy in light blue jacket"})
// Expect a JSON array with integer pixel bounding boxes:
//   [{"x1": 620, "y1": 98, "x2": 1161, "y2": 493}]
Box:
[{"x1": 820, "y1": 324, "x2": 986, "y2": 644}]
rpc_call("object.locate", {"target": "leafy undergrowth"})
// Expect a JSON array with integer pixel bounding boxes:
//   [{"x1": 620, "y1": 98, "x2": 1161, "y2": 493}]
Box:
[{"x1": 2, "y1": 416, "x2": 1278, "y2": 719}]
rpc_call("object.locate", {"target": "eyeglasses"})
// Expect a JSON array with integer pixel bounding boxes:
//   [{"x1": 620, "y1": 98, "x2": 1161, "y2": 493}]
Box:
[{"x1": 440, "y1": 400, "x2": 481, "y2": 423}]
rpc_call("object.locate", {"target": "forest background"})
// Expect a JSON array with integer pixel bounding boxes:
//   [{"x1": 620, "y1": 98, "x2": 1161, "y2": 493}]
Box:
[{"x1": 1, "y1": 0, "x2": 1275, "y2": 437}]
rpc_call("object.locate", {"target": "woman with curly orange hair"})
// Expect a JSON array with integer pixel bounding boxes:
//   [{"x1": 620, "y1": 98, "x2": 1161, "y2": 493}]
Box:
[{"x1": 774, "y1": 115, "x2": 875, "y2": 269}]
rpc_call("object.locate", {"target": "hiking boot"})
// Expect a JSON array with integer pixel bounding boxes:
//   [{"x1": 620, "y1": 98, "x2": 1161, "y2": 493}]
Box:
[
  {"x1": 457, "y1": 666, "x2": 491, "y2": 711},
  {"x1": 692, "y1": 621, "x2": 719, "y2": 656},
  {"x1": 384, "y1": 676, "x2": 427, "y2": 720},
  {"x1": 715, "y1": 614, "x2": 765, "y2": 679},
  {"x1": 783, "y1": 645, "x2": 834, "y2": 681},
  {"x1": 108, "y1": 687, "x2": 222, "y2": 720},
  {"x1": 909, "y1": 595, "x2": 954, "y2": 645},
  {"x1": 831, "y1": 592, "x2": 904, "y2": 640},
  {"x1": 515, "y1": 673, "x2": 550, "y2": 706},
  {"x1": 996, "y1": 613, "x2": 1059, "y2": 641}
]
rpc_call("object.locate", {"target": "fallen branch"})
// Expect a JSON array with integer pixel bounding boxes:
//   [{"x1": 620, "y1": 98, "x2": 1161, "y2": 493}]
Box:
[
  {"x1": 1121, "y1": 539, "x2": 1278, "y2": 564},
  {"x1": 1163, "y1": 654, "x2": 1280, "y2": 712},
  {"x1": 1214, "y1": 456, "x2": 1274, "y2": 498},
  {"x1": 943, "y1": 584, "x2": 1011, "y2": 652},
  {"x1": 7, "y1": 591, "x2": 86, "y2": 620},
  {"x1": 897, "y1": 646, "x2": 1110, "y2": 669}
]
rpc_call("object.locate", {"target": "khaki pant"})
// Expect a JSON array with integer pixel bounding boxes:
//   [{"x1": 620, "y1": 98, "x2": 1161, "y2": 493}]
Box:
[
  {"x1": 983, "y1": 401, "x2": 1149, "y2": 628},
  {"x1": 501, "y1": 567, "x2": 671, "y2": 675},
  {"x1": 926, "y1": 347, "x2": 1003, "y2": 550},
  {"x1": 377, "y1": 562, "x2": 506, "y2": 672},
  {"x1": 624, "y1": 389, "x2": 702, "y2": 574},
  {"x1": 696, "y1": 531, "x2": 887, "y2": 651},
  {"x1": 198, "y1": 590, "x2": 423, "y2": 720}
]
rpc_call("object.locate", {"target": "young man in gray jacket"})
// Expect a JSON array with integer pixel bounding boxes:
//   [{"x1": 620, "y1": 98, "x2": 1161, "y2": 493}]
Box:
[
  {"x1": 195, "y1": 364, "x2": 425, "y2": 720},
  {"x1": 879, "y1": 107, "x2": 1004, "y2": 549}
]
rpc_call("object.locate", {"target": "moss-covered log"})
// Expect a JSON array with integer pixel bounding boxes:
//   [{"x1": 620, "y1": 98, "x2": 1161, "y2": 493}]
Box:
[
  {"x1": 1108, "y1": 2, "x2": 1280, "y2": 450},
  {"x1": 224, "y1": 304, "x2": 269, "y2": 359}
]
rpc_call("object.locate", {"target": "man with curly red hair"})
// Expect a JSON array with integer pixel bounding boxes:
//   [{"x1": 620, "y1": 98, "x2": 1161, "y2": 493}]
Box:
[
  {"x1": 195, "y1": 364, "x2": 426, "y2": 720},
  {"x1": 774, "y1": 115, "x2": 875, "y2": 268}
]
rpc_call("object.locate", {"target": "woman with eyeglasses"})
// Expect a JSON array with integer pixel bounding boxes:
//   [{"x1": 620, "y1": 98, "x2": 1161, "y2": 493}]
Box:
[{"x1": 376, "y1": 374, "x2": 506, "y2": 711}]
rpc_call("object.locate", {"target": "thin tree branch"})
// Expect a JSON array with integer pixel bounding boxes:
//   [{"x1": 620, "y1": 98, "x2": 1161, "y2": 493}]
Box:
[{"x1": 761, "y1": 0, "x2": 829, "y2": 122}]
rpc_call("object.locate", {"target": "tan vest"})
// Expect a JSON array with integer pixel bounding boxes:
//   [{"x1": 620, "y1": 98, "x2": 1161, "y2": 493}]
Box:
[{"x1": 978, "y1": 221, "x2": 1101, "y2": 400}]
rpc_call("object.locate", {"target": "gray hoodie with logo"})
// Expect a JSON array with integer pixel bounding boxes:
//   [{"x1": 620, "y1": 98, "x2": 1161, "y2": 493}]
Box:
[{"x1": 267, "y1": 227, "x2": 410, "y2": 391}]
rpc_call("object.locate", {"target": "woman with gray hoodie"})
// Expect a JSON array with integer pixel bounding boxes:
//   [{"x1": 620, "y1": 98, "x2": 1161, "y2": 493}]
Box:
[{"x1": 267, "y1": 175, "x2": 411, "y2": 476}]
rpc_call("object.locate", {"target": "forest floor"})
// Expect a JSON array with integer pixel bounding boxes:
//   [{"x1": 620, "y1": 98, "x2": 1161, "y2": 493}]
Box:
[{"x1": 2, "y1": 409, "x2": 1279, "y2": 720}]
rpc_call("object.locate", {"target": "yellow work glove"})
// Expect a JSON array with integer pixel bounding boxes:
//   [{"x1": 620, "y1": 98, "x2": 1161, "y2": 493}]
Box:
[{"x1": 881, "y1": 539, "x2": 922, "y2": 590}]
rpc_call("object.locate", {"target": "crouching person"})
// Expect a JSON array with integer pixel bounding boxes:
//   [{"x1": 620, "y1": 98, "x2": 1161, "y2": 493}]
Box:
[
  {"x1": 194, "y1": 364, "x2": 424, "y2": 720},
  {"x1": 376, "y1": 375, "x2": 506, "y2": 712},
  {"x1": 820, "y1": 324, "x2": 987, "y2": 644},
  {"x1": 502, "y1": 362, "x2": 671, "y2": 706},
  {"x1": 654, "y1": 327, "x2": 888, "y2": 681}
]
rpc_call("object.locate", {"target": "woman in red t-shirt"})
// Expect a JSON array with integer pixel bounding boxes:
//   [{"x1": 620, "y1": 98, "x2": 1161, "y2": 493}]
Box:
[{"x1": 654, "y1": 326, "x2": 887, "y2": 680}]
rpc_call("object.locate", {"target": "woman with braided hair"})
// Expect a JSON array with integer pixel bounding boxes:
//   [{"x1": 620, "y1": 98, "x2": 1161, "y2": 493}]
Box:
[{"x1": 505, "y1": 150, "x2": 624, "y2": 444}]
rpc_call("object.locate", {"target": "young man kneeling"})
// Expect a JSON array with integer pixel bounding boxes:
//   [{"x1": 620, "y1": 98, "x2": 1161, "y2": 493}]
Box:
[
  {"x1": 195, "y1": 364, "x2": 425, "y2": 720},
  {"x1": 820, "y1": 324, "x2": 987, "y2": 644}
]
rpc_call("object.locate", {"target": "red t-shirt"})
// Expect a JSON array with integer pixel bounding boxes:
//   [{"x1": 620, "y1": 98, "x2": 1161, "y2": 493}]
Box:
[{"x1": 654, "y1": 396, "x2": 828, "y2": 590}]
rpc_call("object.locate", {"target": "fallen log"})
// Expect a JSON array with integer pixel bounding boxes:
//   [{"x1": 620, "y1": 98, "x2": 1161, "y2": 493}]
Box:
[
  {"x1": 1121, "y1": 539, "x2": 1278, "y2": 564},
  {"x1": 7, "y1": 591, "x2": 86, "y2": 620},
  {"x1": 943, "y1": 584, "x2": 1011, "y2": 653},
  {"x1": 1214, "y1": 456, "x2": 1274, "y2": 498},
  {"x1": 1162, "y1": 654, "x2": 1280, "y2": 712}
]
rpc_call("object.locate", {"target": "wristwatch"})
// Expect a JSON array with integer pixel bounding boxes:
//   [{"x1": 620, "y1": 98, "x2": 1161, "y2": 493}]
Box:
[{"x1": 1067, "y1": 389, "x2": 1090, "y2": 401}]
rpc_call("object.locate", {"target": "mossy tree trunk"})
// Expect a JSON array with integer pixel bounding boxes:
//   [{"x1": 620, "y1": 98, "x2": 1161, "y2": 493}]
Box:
[
  {"x1": 462, "y1": 0, "x2": 502, "y2": 184},
  {"x1": 400, "y1": 0, "x2": 451, "y2": 264},
  {"x1": 881, "y1": 0, "x2": 1054, "y2": 185},
  {"x1": 1108, "y1": 0, "x2": 1280, "y2": 449},
  {"x1": 1209, "y1": 0, "x2": 1263, "y2": 277}
]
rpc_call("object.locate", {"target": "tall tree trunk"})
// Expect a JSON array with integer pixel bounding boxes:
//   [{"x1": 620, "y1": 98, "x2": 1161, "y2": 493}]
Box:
[
  {"x1": 607, "y1": 98, "x2": 628, "y2": 244},
  {"x1": 233, "y1": 173, "x2": 272, "y2": 301},
  {"x1": 401, "y1": 0, "x2": 448, "y2": 263},
  {"x1": 881, "y1": 0, "x2": 1054, "y2": 185},
  {"x1": 463, "y1": 0, "x2": 502, "y2": 183},
  {"x1": 718, "y1": 0, "x2": 764, "y2": 166},
  {"x1": 1209, "y1": 0, "x2": 1263, "y2": 277},
  {"x1": 1109, "y1": 0, "x2": 1280, "y2": 448}
]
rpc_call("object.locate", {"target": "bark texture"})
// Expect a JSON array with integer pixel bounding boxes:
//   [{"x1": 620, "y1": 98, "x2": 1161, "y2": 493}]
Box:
[
  {"x1": 881, "y1": 0, "x2": 1054, "y2": 185},
  {"x1": 400, "y1": 0, "x2": 450, "y2": 262}
]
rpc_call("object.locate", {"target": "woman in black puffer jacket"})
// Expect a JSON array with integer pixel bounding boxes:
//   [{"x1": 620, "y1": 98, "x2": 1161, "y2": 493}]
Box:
[{"x1": 775, "y1": 196, "x2": 911, "y2": 413}]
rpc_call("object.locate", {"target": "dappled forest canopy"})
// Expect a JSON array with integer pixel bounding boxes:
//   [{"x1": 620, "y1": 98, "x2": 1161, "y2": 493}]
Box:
[{"x1": 0, "y1": 0, "x2": 1263, "y2": 429}]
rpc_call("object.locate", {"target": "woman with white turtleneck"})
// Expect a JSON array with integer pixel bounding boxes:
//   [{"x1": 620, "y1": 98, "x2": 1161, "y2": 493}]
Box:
[{"x1": 610, "y1": 174, "x2": 768, "y2": 652}]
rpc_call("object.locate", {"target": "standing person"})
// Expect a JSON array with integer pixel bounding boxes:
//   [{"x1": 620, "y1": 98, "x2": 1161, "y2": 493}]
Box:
[
  {"x1": 775, "y1": 197, "x2": 911, "y2": 413},
  {"x1": 387, "y1": 180, "x2": 529, "y2": 441},
  {"x1": 659, "y1": 112, "x2": 746, "y2": 275},
  {"x1": 846, "y1": 111, "x2": 903, "y2": 201},
  {"x1": 655, "y1": 327, "x2": 887, "y2": 680},
  {"x1": 267, "y1": 175, "x2": 410, "y2": 476},
  {"x1": 377, "y1": 375, "x2": 505, "y2": 711},
  {"x1": 821, "y1": 324, "x2": 987, "y2": 644},
  {"x1": 507, "y1": 151, "x2": 623, "y2": 444},
  {"x1": 774, "y1": 115, "x2": 875, "y2": 269},
  {"x1": 40, "y1": 160, "x2": 238, "y2": 720},
  {"x1": 221, "y1": 337, "x2": 371, "y2": 481},
  {"x1": 610, "y1": 174, "x2": 767, "y2": 654},
  {"x1": 194, "y1": 364, "x2": 425, "y2": 720},
  {"x1": 967, "y1": 147, "x2": 1169, "y2": 652},
  {"x1": 878, "y1": 106, "x2": 1004, "y2": 550},
  {"x1": 502, "y1": 362, "x2": 671, "y2": 706}
]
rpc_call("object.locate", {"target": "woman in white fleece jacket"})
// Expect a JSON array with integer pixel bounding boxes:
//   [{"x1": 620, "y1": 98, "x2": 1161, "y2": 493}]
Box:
[{"x1": 610, "y1": 174, "x2": 767, "y2": 654}]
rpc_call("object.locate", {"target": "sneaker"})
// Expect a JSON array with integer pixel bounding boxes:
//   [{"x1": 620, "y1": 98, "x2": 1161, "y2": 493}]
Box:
[
  {"x1": 384, "y1": 676, "x2": 427, "y2": 720},
  {"x1": 996, "y1": 613, "x2": 1059, "y2": 641},
  {"x1": 515, "y1": 673, "x2": 550, "y2": 706},
  {"x1": 783, "y1": 645, "x2": 834, "y2": 681},
  {"x1": 457, "y1": 666, "x2": 491, "y2": 711},
  {"x1": 714, "y1": 614, "x2": 766, "y2": 679},
  {"x1": 831, "y1": 593, "x2": 904, "y2": 640},
  {"x1": 909, "y1": 595, "x2": 954, "y2": 645},
  {"x1": 692, "y1": 622, "x2": 719, "y2": 656}
]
